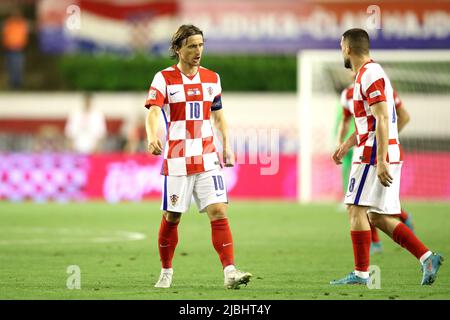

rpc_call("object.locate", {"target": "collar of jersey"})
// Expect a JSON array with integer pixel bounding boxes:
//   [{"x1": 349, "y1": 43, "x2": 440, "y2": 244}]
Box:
[
  {"x1": 357, "y1": 59, "x2": 374, "y2": 73},
  {"x1": 174, "y1": 64, "x2": 199, "y2": 81}
]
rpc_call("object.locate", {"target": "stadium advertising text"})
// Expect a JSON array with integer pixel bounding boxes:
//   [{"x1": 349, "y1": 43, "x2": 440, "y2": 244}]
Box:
[{"x1": 39, "y1": 1, "x2": 450, "y2": 54}]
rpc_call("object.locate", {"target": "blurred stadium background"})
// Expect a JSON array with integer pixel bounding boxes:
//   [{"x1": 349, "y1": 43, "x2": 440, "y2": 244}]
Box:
[
  {"x1": 1, "y1": 0, "x2": 449, "y2": 203},
  {"x1": 1, "y1": 0, "x2": 449, "y2": 299}
]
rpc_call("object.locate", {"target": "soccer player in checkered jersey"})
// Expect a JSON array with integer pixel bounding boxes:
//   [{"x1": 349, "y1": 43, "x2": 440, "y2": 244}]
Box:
[
  {"x1": 331, "y1": 28, "x2": 443, "y2": 285},
  {"x1": 337, "y1": 71, "x2": 415, "y2": 255},
  {"x1": 145, "y1": 25, "x2": 251, "y2": 289}
]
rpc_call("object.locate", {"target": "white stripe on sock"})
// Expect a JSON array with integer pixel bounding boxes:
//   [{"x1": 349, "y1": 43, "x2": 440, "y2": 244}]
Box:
[
  {"x1": 224, "y1": 265, "x2": 236, "y2": 275},
  {"x1": 354, "y1": 270, "x2": 370, "y2": 279},
  {"x1": 162, "y1": 268, "x2": 173, "y2": 274},
  {"x1": 420, "y1": 251, "x2": 432, "y2": 265}
]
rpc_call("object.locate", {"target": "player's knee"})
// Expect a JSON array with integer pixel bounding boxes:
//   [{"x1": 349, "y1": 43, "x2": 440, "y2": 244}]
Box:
[
  {"x1": 164, "y1": 211, "x2": 181, "y2": 223},
  {"x1": 207, "y1": 204, "x2": 227, "y2": 221},
  {"x1": 347, "y1": 205, "x2": 361, "y2": 220},
  {"x1": 368, "y1": 213, "x2": 383, "y2": 228}
]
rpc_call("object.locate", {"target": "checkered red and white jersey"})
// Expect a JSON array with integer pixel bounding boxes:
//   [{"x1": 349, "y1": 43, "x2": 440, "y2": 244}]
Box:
[
  {"x1": 340, "y1": 84, "x2": 355, "y2": 120},
  {"x1": 340, "y1": 84, "x2": 403, "y2": 119},
  {"x1": 145, "y1": 65, "x2": 222, "y2": 176},
  {"x1": 352, "y1": 60, "x2": 403, "y2": 165}
]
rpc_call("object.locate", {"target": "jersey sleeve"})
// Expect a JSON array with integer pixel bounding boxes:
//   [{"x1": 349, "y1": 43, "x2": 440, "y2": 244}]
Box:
[
  {"x1": 362, "y1": 66, "x2": 387, "y2": 106},
  {"x1": 393, "y1": 89, "x2": 403, "y2": 110},
  {"x1": 340, "y1": 88, "x2": 352, "y2": 119},
  {"x1": 145, "y1": 72, "x2": 166, "y2": 109},
  {"x1": 211, "y1": 73, "x2": 223, "y2": 111}
]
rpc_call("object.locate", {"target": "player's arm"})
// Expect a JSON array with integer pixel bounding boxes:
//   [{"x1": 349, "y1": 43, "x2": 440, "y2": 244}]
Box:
[
  {"x1": 393, "y1": 90, "x2": 410, "y2": 133},
  {"x1": 211, "y1": 109, "x2": 234, "y2": 167},
  {"x1": 332, "y1": 131, "x2": 357, "y2": 165},
  {"x1": 396, "y1": 105, "x2": 410, "y2": 133},
  {"x1": 337, "y1": 114, "x2": 351, "y2": 146},
  {"x1": 371, "y1": 101, "x2": 393, "y2": 187},
  {"x1": 145, "y1": 106, "x2": 163, "y2": 155}
]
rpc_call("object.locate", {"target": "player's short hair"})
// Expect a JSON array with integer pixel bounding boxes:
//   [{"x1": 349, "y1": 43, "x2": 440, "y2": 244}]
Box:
[
  {"x1": 342, "y1": 28, "x2": 370, "y2": 56},
  {"x1": 170, "y1": 25, "x2": 203, "y2": 60}
]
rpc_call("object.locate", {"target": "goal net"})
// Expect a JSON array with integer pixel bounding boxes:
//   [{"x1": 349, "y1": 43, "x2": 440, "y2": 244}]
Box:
[{"x1": 297, "y1": 50, "x2": 450, "y2": 203}]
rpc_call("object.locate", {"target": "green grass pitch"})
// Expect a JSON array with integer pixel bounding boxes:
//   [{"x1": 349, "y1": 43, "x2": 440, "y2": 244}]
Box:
[{"x1": 0, "y1": 201, "x2": 449, "y2": 300}]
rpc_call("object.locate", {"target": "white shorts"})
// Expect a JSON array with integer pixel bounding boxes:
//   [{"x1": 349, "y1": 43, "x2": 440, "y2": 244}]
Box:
[
  {"x1": 344, "y1": 163, "x2": 402, "y2": 215},
  {"x1": 161, "y1": 169, "x2": 228, "y2": 213}
]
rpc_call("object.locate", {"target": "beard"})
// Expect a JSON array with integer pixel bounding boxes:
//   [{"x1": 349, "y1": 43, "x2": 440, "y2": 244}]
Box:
[{"x1": 344, "y1": 57, "x2": 352, "y2": 69}]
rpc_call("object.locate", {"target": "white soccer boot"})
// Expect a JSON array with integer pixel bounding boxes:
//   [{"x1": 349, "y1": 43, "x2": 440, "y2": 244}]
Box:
[
  {"x1": 154, "y1": 268, "x2": 173, "y2": 288},
  {"x1": 224, "y1": 266, "x2": 252, "y2": 289}
]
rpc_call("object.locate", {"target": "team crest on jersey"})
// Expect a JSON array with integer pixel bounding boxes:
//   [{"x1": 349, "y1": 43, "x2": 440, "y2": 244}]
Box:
[
  {"x1": 207, "y1": 87, "x2": 213, "y2": 96},
  {"x1": 148, "y1": 89, "x2": 157, "y2": 100},
  {"x1": 187, "y1": 88, "x2": 201, "y2": 96},
  {"x1": 170, "y1": 194, "x2": 179, "y2": 206}
]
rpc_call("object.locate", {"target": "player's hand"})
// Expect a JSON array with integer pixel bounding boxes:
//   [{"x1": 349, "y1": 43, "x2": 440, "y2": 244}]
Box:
[
  {"x1": 148, "y1": 138, "x2": 163, "y2": 155},
  {"x1": 223, "y1": 148, "x2": 235, "y2": 167},
  {"x1": 377, "y1": 161, "x2": 393, "y2": 187},
  {"x1": 332, "y1": 143, "x2": 349, "y2": 165}
]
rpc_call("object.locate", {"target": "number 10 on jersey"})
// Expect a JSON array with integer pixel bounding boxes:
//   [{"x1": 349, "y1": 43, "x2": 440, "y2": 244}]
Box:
[{"x1": 189, "y1": 102, "x2": 201, "y2": 119}]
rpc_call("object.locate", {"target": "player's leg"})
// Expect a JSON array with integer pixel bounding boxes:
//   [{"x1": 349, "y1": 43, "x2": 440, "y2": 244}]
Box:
[
  {"x1": 368, "y1": 212, "x2": 443, "y2": 285},
  {"x1": 155, "y1": 175, "x2": 193, "y2": 288},
  {"x1": 193, "y1": 169, "x2": 252, "y2": 289},
  {"x1": 206, "y1": 203, "x2": 252, "y2": 289},
  {"x1": 155, "y1": 210, "x2": 181, "y2": 288},
  {"x1": 194, "y1": 169, "x2": 233, "y2": 269},
  {"x1": 369, "y1": 223, "x2": 383, "y2": 255},
  {"x1": 348, "y1": 205, "x2": 372, "y2": 278},
  {"x1": 397, "y1": 208, "x2": 415, "y2": 233},
  {"x1": 205, "y1": 203, "x2": 234, "y2": 269},
  {"x1": 366, "y1": 163, "x2": 442, "y2": 285},
  {"x1": 331, "y1": 163, "x2": 375, "y2": 285},
  {"x1": 330, "y1": 204, "x2": 371, "y2": 285}
]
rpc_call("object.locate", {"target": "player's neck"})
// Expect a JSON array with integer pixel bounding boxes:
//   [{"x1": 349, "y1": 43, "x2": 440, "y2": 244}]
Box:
[
  {"x1": 351, "y1": 56, "x2": 371, "y2": 74},
  {"x1": 177, "y1": 62, "x2": 198, "y2": 77}
]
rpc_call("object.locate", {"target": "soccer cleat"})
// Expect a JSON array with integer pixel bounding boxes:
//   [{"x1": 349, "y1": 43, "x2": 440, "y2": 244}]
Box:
[
  {"x1": 154, "y1": 269, "x2": 173, "y2": 288},
  {"x1": 421, "y1": 253, "x2": 444, "y2": 285},
  {"x1": 370, "y1": 242, "x2": 383, "y2": 255},
  {"x1": 330, "y1": 271, "x2": 369, "y2": 285},
  {"x1": 224, "y1": 269, "x2": 252, "y2": 289},
  {"x1": 403, "y1": 214, "x2": 415, "y2": 234}
]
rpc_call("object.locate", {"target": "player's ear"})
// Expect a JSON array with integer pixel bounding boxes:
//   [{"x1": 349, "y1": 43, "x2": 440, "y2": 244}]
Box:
[
  {"x1": 342, "y1": 44, "x2": 350, "y2": 56},
  {"x1": 341, "y1": 38, "x2": 350, "y2": 55}
]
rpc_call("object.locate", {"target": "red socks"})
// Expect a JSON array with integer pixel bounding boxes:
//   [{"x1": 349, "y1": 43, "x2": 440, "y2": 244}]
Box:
[
  {"x1": 398, "y1": 209, "x2": 409, "y2": 223},
  {"x1": 158, "y1": 217, "x2": 179, "y2": 268},
  {"x1": 370, "y1": 223, "x2": 380, "y2": 243},
  {"x1": 392, "y1": 223, "x2": 428, "y2": 260},
  {"x1": 158, "y1": 217, "x2": 235, "y2": 269},
  {"x1": 351, "y1": 230, "x2": 371, "y2": 272},
  {"x1": 211, "y1": 218, "x2": 235, "y2": 268}
]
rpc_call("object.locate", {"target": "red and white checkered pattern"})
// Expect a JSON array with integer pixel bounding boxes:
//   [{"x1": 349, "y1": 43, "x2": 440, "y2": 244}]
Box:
[
  {"x1": 341, "y1": 84, "x2": 403, "y2": 120},
  {"x1": 145, "y1": 65, "x2": 222, "y2": 176},
  {"x1": 340, "y1": 84, "x2": 355, "y2": 120},
  {"x1": 351, "y1": 60, "x2": 403, "y2": 165}
]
